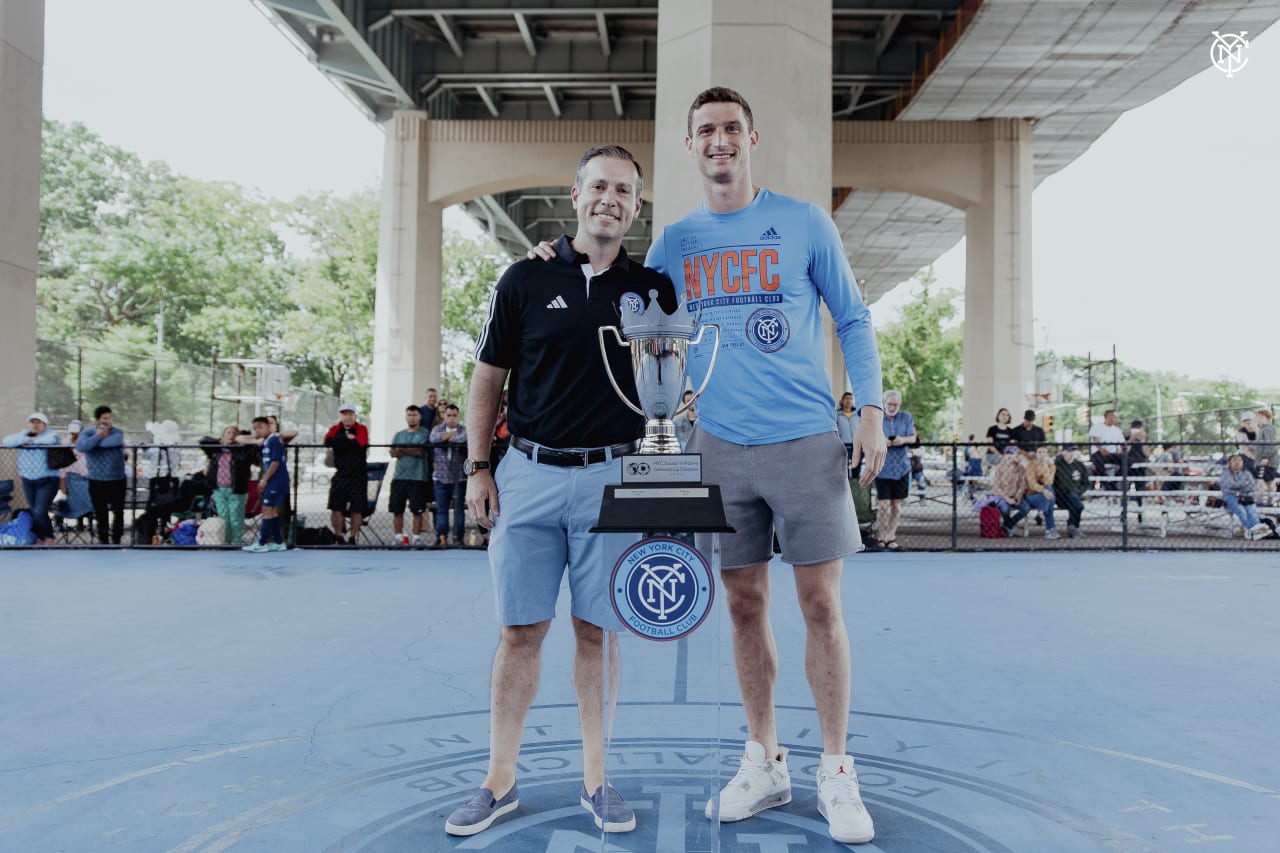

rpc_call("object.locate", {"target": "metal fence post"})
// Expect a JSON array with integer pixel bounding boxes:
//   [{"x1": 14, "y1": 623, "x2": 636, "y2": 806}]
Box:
[
  {"x1": 950, "y1": 442, "x2": 959, "y2": 551},
  {"x1": 1120, "y1": 451, "x2": 1130, "y2": 551}
]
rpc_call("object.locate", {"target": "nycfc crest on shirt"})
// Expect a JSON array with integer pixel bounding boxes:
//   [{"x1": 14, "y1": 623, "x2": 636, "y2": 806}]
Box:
[
  {"x1": 610, "y1": 537, "x2": 714, "y2": 641},
  {"x1": 746, "y1": 306, "x2": 790, "y2": 353},
  {"x1": 620, "y1": 292, "x2": 644, "y2": 315}
]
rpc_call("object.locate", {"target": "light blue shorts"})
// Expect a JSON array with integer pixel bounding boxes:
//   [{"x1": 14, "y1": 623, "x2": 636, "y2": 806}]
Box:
[{"x1": 487, "y1": 448, "x2": 637, "y2": 629}]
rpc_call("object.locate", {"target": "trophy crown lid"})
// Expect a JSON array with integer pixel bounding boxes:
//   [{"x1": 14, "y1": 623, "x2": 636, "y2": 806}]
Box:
[{"x1": 619, "y1": 289, "x2": 696, "y2": 339}]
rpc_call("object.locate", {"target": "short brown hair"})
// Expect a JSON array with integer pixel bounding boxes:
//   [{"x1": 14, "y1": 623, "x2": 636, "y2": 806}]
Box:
[
  {"x1": 575, "y1": 145, "x2": 644, "y2": 196},
  {"x1": 687, "y1": 86, "x2": 754, "y2": 136}
]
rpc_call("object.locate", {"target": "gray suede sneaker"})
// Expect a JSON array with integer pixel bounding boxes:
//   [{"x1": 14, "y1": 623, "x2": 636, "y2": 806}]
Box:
[
  {"x1": 444, "y1": 784, "x2": 519, "y2": 836},
  {"x1": 580, "y1": 784, "x2": 636, "y2": 832}
]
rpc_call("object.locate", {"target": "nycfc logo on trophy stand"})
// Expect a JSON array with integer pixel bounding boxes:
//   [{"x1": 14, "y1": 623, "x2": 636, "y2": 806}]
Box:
[{"x1": 611, "y1": 537, "x2": 714, "y2": 641}]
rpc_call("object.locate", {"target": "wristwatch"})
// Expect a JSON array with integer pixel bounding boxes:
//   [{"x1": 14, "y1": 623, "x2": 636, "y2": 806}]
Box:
[{"x1": 463, "y1": 459, "x2": 491, "y2": 476}]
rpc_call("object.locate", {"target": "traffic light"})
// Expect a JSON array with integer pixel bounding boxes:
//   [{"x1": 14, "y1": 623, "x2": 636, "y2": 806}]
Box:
[{"x1": 1045, "y1": 413, "x2": 1054, "y2": 432}]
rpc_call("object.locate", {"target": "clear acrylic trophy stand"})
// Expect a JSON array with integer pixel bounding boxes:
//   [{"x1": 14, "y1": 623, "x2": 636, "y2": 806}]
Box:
[{"x1": 593, "y1": 458, "x2": 732, "y2": 852}]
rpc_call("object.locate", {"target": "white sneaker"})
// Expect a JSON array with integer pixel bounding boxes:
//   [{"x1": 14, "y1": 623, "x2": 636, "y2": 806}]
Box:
[
  {"x1": 410, "y1": 534, "x2": 422, "y2": 546},
  {"x1": 816, "y1": 754, "x2": 875, "y2": 844},
  {"x1": 242, "y1": 541, "x2": 267, "y2": 553},
  {"x1": 706, "y1": 741, "x2": 791, "y2": 821},
  {"x1": 1249, "y1": 522, "x2": 1269, "y2": 540},
  {"x1": 1044, "y1": 529, "x2": 1060, "y2": 540}
]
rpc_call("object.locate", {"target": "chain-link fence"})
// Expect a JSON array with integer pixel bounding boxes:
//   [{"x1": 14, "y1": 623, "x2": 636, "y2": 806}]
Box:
[
  {"x1": 34, "y1": 340, "x2": 340, "y2": 439},
  {"x1": 0, "y1": 441, "x2": 509, "y2": 549},
  {"x1": 4, "y1": 439, "x2": 1278, "y2": 551}
]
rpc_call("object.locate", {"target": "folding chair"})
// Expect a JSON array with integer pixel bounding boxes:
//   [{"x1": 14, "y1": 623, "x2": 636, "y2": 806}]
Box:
[
  {"x1": 356, "y1": 461, "x2": 389, "y2": 544},
  {"x1": 55, "y1": 473, "x2": 96, "y2": 543}
]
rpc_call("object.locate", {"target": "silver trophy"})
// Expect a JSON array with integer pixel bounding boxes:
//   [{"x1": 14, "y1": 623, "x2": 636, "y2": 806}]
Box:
[{"x1": 599, "y1": 291, "x2": 719, "y2": 454}]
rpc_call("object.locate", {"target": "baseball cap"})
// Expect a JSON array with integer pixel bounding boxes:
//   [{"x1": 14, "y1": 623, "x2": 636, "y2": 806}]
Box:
[
  {"x1": 1242, "y1": 413, "x2": 1255, "y2": 423},
  {"x1": 1003, "y1": 445, "x2": 1020, "y2": 454},
  {"x1": 1062, "y1": 442, "x2": 1077, "y2": 451},
  {"x1": 1023, "y1": 409, "x2": 1036, "y2": 420},
  {"x1": 28, "y1": 412, "x2": 48, "y2": 424},
  {"x1": 338, "y1": 403, "x2": 357, "y2": 414},
  {"x1": 67, "y1": 419, "x2": 83, "y2": 433}
]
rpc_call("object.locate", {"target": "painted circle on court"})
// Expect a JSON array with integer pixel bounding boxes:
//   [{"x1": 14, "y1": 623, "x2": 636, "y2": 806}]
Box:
[
  {"x1": 746, "y1": 307, "x2": 790, "y2": 353},
  {"x1": 25, "y1": 702, "x2": 1272, "y2": 852}
]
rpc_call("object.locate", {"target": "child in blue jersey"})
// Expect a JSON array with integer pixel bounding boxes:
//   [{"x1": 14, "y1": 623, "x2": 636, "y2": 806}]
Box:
[{"x1": 244, "y1": 416, "x2": 289, "y2": 552}]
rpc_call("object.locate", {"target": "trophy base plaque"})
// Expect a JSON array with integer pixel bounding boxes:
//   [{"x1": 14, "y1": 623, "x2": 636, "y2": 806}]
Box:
[{"x1": 592, "y1": 453, "x2": 734, "y2": 534}]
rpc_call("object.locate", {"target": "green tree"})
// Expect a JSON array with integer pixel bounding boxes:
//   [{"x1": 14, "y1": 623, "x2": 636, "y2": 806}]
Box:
[
  {"x1": 441, "y1": 228, "x2": 502, "y2": 404},
  {"x1": 37, "y1": 120, "x2": 288, "y2": 363},
  {"x1": 279, "y1": 190, "x2": 380, "y2": 403},
  {"x1": 875, "y1": 268, "x2": 962, "y2": 439}
]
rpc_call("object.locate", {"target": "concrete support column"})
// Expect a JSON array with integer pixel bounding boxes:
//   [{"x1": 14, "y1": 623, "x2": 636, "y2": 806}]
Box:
[
  {"x1": 653, "y1": 0, "x2": 838, "y2": 396},
  {"x1": 962, "y1": 119, "x2": 1034, "y2": 437},
  {"x1": 0, "y1": 0, "x2": 43, "y2": 421},
  {"x1": 371, "y1": 110, "x2": 442, "y2": 444},
  {"x1": 652, "y1": 0, "x2": 832, "y2": 226}
]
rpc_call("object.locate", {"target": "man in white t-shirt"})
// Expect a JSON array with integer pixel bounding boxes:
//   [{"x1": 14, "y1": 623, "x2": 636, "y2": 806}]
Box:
[{"x1": 1087, "y1": 409, "x2": 1126, "y2": 482}]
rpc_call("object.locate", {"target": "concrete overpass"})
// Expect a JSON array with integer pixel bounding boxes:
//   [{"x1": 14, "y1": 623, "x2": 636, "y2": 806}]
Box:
[{"x1": 3, "y1": 1, "x2": 1278, "y2": 438}]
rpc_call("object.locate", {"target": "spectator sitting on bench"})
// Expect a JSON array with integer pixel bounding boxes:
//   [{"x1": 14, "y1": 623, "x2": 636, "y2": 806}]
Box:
[
  {"x1": 1220, "y1": 453, "x2": 1274, "y2": 540},
  {"x1": 1021, "y1": 445, "x2": 1059, "y2": 540},
  {"x1": 1088, "y1": 409, "x2": 1125, "y2": 487},
  {"x1": 990, "y1": 445, "x2": 1029, "y2": 535},
  {"x1": 1054, "y1": 443, "x2": 1089, "y2": 539}
]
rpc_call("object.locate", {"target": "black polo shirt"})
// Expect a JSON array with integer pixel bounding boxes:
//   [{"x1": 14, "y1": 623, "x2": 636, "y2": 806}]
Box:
[
  {"x1": 476, "y1": 236, "x2": 679, "y2": 449},
  {"x1": 1010, "y1": 423, "x2": 1046, "y2": 451}
]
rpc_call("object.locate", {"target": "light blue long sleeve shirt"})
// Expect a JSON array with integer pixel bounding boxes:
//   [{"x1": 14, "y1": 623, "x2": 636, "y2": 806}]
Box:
[
  {"x1": 646, "y1": 189, "x2": 883, "y2": 446},
  {"x1": 2, "y1": 428, "x2": 62, "y2": 480},
  {"x1": 75, "y1": 425, "x2": 127, "y2": 480}
]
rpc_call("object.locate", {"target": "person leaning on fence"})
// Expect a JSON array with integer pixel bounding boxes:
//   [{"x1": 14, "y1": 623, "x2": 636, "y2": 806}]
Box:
[
  {"x1": 2, "y1": 412, "x2": 62, "y2": 545},
  {"x1": 1220, "y1": 453, "x2": 1275, "y2": 540},
  {"x1": 324, "y1": 403, "x2": 369, "y2": 544},
  {"x1": 202, "y1": 425, "x2": 254, "y2": 546},
  {"x1": 75, "y1": 405, "x2": 127, "y2": 545},
  {"x1": 1053, "y1": 443, "x2": 1089, "y2": 539}
]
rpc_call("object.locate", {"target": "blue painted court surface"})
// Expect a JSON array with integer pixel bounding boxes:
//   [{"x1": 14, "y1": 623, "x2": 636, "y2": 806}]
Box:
[{"x1": 2, "y1": 549, "x2": 1278, "y2": 852}]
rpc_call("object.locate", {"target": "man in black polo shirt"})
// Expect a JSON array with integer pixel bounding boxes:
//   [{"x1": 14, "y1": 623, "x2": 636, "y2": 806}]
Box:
[{"x1": 444, "y1": 145, "x2": 677, "y2": 839}]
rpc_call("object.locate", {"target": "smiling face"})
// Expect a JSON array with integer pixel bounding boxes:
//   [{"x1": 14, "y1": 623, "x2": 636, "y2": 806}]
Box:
[
  {"x1": 686, "y1": 101, "x2": 758, "y2": 185},
  {"x1": 571, "y1": 154, "x2": 643, "y2": 245}
]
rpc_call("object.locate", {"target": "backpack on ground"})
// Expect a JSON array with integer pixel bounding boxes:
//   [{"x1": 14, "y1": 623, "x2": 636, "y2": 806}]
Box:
[{"x1": 979, "y1": 504, "x2": 1006, "y2": 538}]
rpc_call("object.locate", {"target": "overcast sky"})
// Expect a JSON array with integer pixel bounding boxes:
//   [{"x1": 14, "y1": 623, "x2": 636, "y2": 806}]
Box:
[{"x1": 40, "y1": 1, "x2": 1280, "y2": 389}]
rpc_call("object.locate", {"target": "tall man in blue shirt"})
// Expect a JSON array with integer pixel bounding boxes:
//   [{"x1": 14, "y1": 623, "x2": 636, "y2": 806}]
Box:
[{"x1": 645, "y1": 87, "x2": 887, "y2": 845}]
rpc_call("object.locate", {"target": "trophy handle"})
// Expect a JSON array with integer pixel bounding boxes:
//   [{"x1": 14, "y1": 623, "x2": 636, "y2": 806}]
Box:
[
  {"x1": 598, "y1": 326, "x2": 646, "y2": 417},
  {"x1": 675, "y1": 323, "x2": 720, "y2": 417}
]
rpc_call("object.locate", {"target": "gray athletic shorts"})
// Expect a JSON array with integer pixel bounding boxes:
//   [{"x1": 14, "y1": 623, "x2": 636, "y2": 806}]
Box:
[{"x1": 688, "y1": 429, "x2": 862, "y2": 569}]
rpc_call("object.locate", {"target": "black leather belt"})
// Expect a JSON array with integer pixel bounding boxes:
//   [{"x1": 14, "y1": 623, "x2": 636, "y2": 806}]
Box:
[{"x1": 510, "y1": 435, "x2": 639, "y2": 467}]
